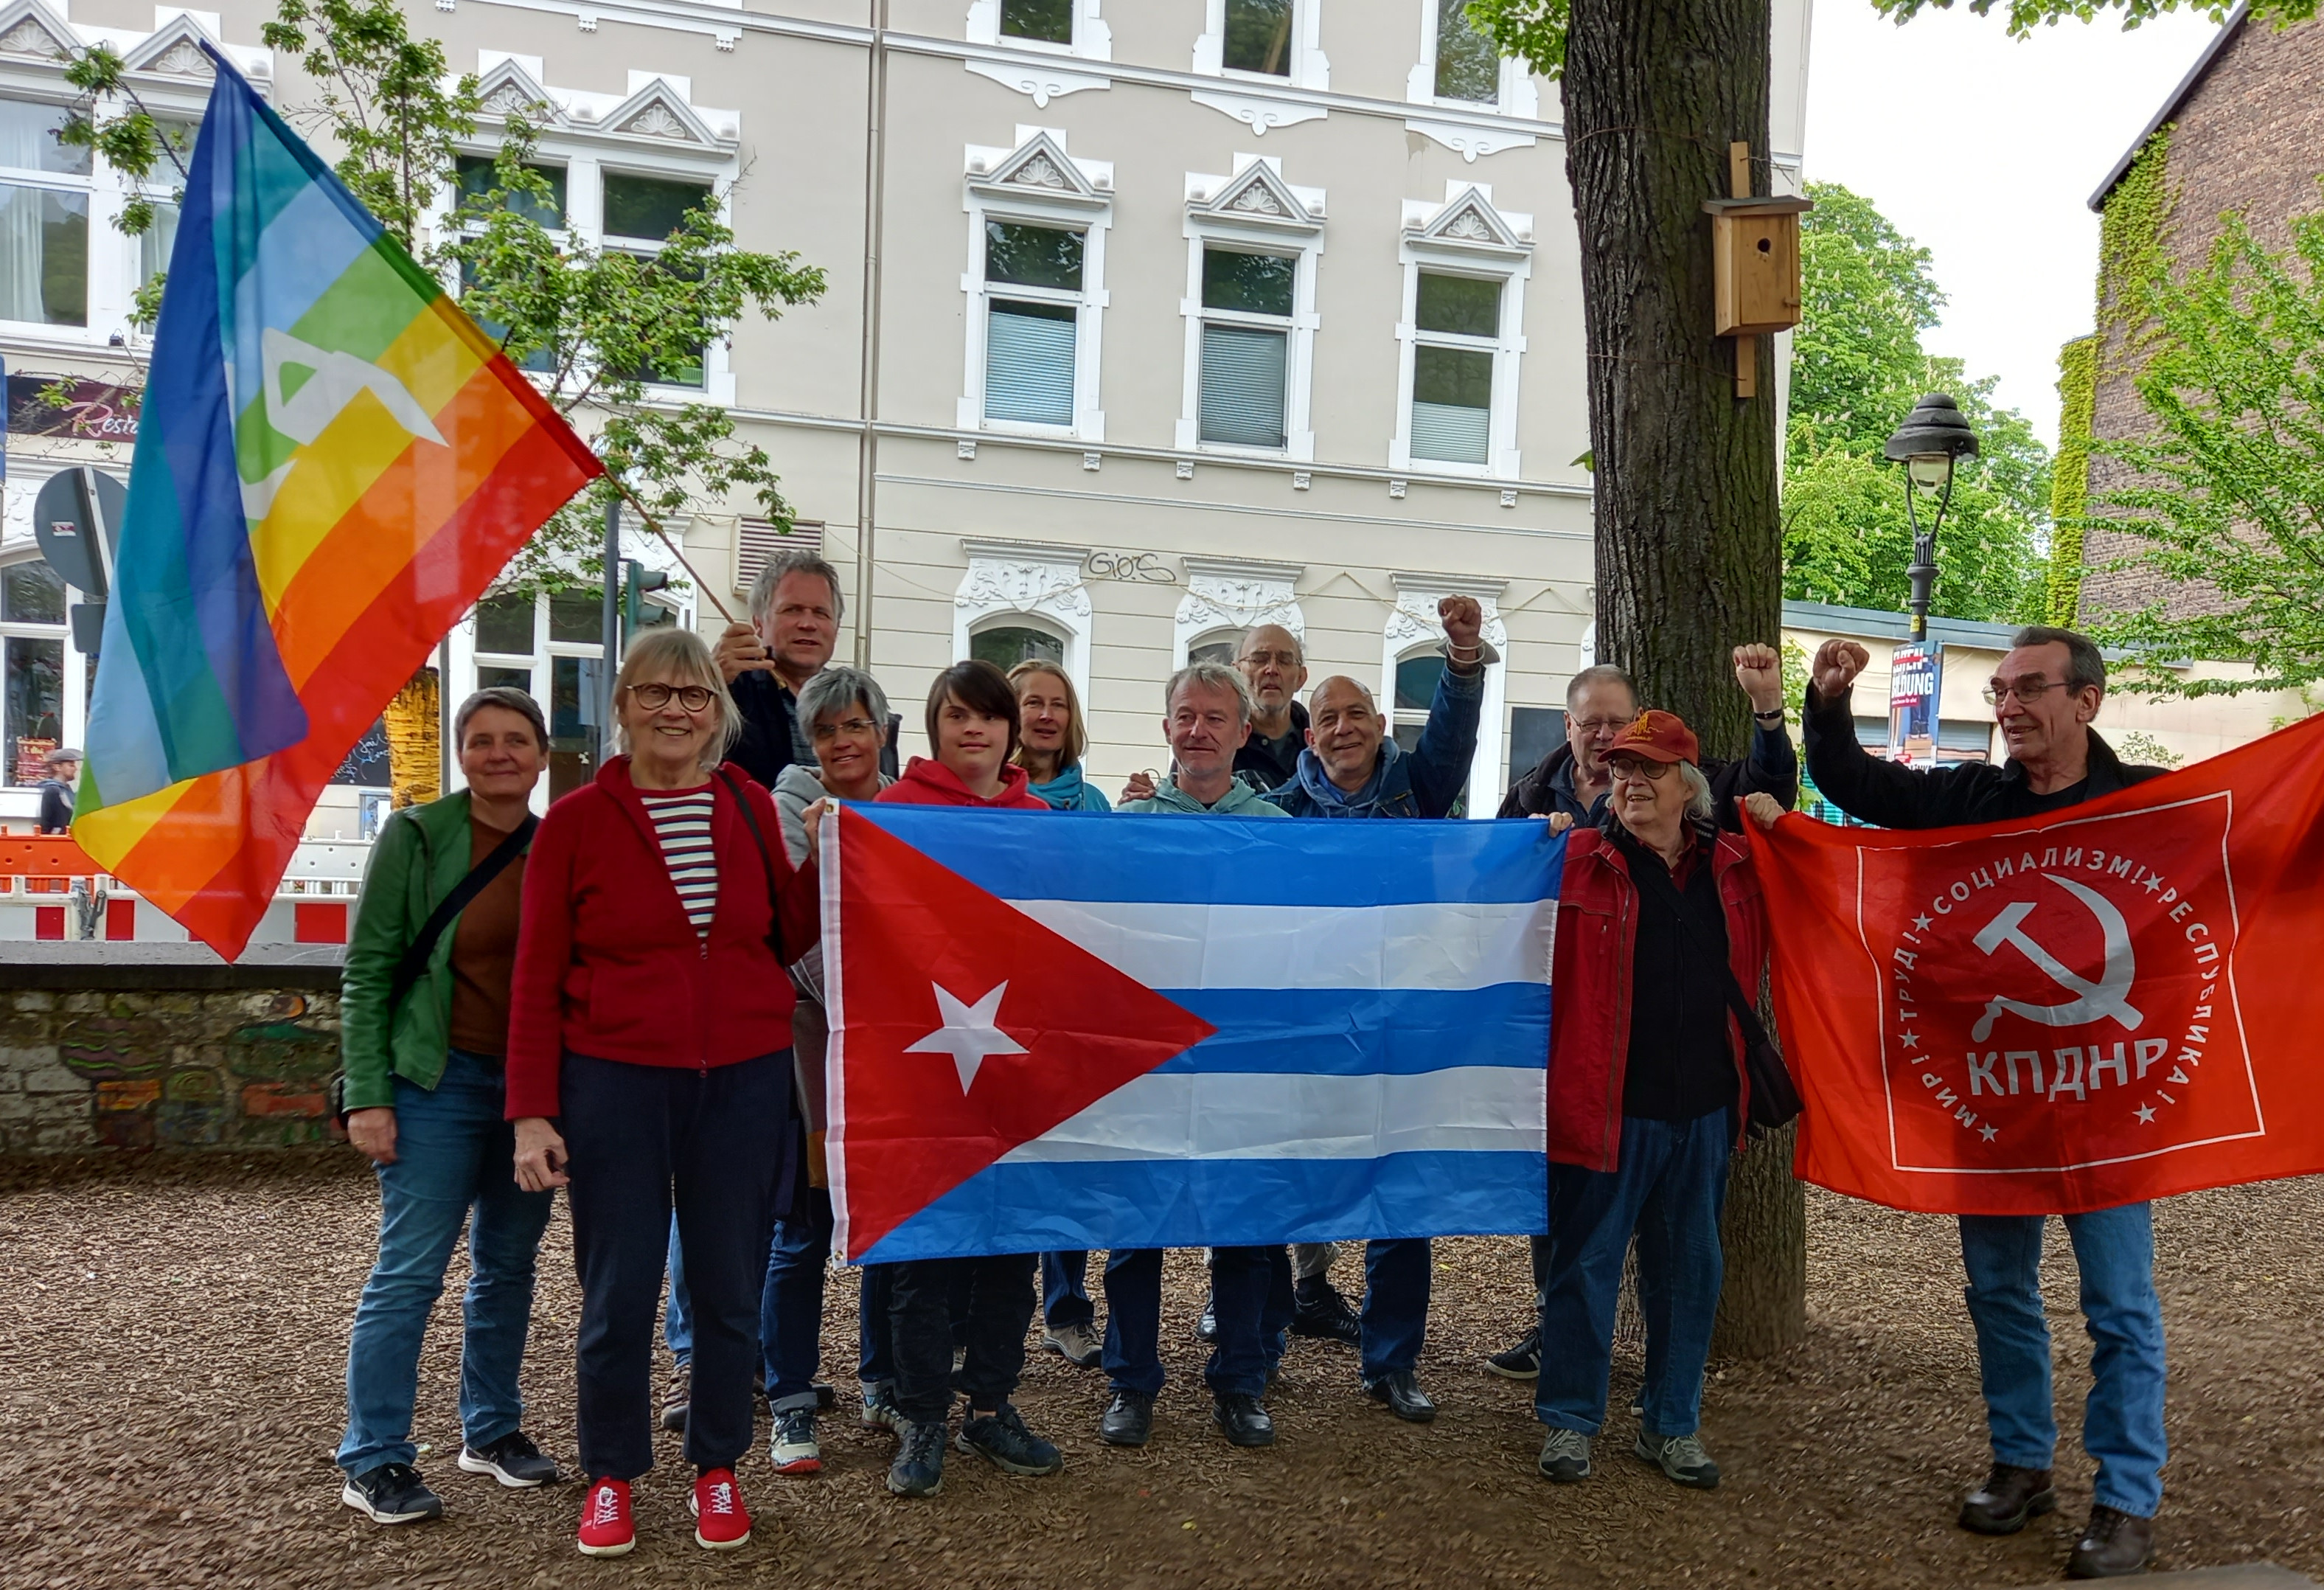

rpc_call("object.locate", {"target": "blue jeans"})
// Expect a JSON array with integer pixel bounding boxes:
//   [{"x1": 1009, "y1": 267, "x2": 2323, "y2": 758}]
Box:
[
  {"x1": 1042, "y1": 1250, "x2": 1094, "y2": 1330},
  {"x1": 1358, "y1": 1238, "x2": 1431, "y2": 1381},
  {"x1": 1537, "y1": 1111, "x2": 1730, "y2": 1438},
  {"x1": 667, "y1": 1187, "x2": 896, "y2": 1403},
  {"x1": 1102, "y1": 1246, "x2": 1273, "y2": 1400},
  {"x1": 338, "y1": 1049, "x2": 554, "y2": 1476},
  {"x1": 1958, "y1": 1205, "x2": 2167, "y2": 1518}
]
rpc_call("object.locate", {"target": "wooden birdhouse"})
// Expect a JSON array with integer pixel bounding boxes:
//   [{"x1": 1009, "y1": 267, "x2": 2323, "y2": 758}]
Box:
[{"x1": 1704, "y1": 195, "x2": 1811, "y2": 336}]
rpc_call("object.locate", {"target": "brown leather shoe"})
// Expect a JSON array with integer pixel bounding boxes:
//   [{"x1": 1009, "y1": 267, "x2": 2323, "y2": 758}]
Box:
[
  {"x1": 1958, "y1": 1462, "x2": 2056, "y2": 1535},
  {"x1": 2067, "y1": 1506, "x2": 2154, "y2": 1579}
]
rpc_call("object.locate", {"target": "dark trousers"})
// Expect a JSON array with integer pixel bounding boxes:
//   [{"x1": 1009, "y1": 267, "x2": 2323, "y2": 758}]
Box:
[
  {"x1": 890, "y1": 1252, "x2": 1037, "y2": 1424},
  {"x1": 563, "y1": 1050, "x2": 786, "y2": 1480},
  {"x1": 1041, "y1": 1250, "x2": 1094, "y2": 1330},
  {"x1": 1359, "y1": 1238, "x2": 1431, "y2": 1381},
  {"x1": 1104, "y1": 1246, "x2": 1273, "y2": 1400},
  {"x1": 1261, "y1": 1246, "x2": 1298, "y2": 1371},
  {"x1": 1537, "y1": 1111, "x2": 1730, "y2": 1438}
]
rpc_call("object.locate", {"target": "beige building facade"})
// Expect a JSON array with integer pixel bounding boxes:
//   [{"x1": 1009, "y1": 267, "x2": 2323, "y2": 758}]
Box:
[{"x1": 0, "y1": 0, "x2": 1817, "y2": 827}]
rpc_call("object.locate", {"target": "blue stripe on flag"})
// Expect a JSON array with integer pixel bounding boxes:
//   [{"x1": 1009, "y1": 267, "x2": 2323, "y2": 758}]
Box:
[
  {"x1": 851, "y1": 803, "x2": 1564, "y2": 907},
  {"x1": 1155, "y1": 985, "x2": 1548, "y2": 1075},
  {"x1": 857, "y1": 1150, "x2": 1549, "y2": 1263}
]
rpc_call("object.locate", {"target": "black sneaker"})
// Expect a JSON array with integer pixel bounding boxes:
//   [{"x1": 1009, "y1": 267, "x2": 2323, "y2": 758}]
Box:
[
  {"x1": 958, "y1": 1403, "x2": 1064, "y2": 1476},
  {"x1": 1290, "y1": 1277, "x2": 1363, "y2": 1347},
  {"x1": 458, "y1": 1431, "x2": 560, "y2": 1488},
  {"x1": 341, "y1": 1462, "x2": 443, "y2": 1524},
  {"x1": 1486, "y1": 1326, "x2": 1542, "y2": 1381},
  {"x1": 887, "y1": 1420, "x2": 947, "y2": 1498},
  {"x1": 661, "y1": 1359, "x2": 690, "y2": 1433}
]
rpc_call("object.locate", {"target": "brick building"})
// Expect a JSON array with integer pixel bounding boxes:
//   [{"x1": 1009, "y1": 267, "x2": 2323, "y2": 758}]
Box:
[{"x1": 2070, "y1": 4, "x2": 2324, "y2": 621}]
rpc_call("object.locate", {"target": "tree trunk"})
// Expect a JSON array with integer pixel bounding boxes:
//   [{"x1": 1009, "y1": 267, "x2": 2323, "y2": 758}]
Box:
[
  {"x1": 383, "y1": 667, "x2": 440, "y2": 811},
  {"x1": 1565, "y1": 0, "x2": 1804, "y2": 1357}
]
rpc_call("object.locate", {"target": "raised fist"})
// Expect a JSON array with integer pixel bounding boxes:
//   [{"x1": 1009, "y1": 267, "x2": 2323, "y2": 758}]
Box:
[{"x1": 1810, "y1": 639, "x2": 1870, "y2": 700}]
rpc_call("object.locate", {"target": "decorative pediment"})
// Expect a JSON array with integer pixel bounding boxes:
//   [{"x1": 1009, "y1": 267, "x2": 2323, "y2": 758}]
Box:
[
  {"x1": 474, "y1": 57, "x2": 564, "y2": 128},
  {"x1": 602, "y1": 79, "x2": 723, "y2": 146},
  {"x1": 967, "y1": 129, "x2": 1111, "y2": 210},
  {"x1": 1190, "y1": 159, "x2": 1323, "y2": 234},
  {"x1": 0, "y1": 0, "x2": 76, "y2": 63},
  {"x1": 1406, "y1": 185, "x2": 1532, "y2": 254},
  {"x1": 120, "y1": 12, "x2": 218, "y2": 78}
]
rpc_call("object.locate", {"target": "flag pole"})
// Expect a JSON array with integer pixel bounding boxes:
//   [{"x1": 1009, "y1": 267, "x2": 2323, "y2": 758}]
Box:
[{"x1": 602, "y1": 477, "x2": 736, "y2": 625}]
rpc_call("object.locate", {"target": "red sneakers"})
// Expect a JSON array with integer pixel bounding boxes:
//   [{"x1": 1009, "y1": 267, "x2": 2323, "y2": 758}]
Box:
[
  {"x1": 576, "y1": 1477, "x2": 634, "y2": 1557},
  {"x1": 689, "y1": 1468, "x2": 752, "y2": 1551}
]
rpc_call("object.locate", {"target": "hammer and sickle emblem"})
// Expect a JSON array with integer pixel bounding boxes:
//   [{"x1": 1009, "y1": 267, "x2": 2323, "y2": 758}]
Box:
[{"x1": 1969, "y1": 872, "x2": 2143, "y2": 1042}]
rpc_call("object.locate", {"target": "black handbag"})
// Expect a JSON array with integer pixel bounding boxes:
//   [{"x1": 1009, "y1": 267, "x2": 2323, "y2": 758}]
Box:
[{"x1": 1628, "y1": 834, "x2": 1802, "y2": 1136}]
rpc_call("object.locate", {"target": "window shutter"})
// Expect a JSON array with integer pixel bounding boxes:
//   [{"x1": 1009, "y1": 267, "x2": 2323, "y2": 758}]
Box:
[
  {"x1": 1410, "y1": 401, "x2": 1491, "y2": 465},
  {"x1": 734, "y1": 518, "x2": 825, "y2": 599},
  {"x1": 984, "y1": 302, "x2": 1077, "y2": 425},
  {"x1": 1198, "y1": 324, "x2": 1289, "y2": 448}
]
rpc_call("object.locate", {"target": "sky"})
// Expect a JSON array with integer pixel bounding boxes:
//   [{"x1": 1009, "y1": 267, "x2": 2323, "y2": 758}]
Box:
[{"x1": 1801, "y1": 1, "x2": 2226, "y2": 449}]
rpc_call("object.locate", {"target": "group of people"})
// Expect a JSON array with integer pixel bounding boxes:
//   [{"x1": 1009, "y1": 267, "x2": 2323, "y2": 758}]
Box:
[{"x1": 333, "y1": 546, "x2": 2167, "y2": 1578}]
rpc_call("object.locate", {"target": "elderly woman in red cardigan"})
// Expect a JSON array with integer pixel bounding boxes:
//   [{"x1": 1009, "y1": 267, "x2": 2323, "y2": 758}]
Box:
[{"x1": 507, "y1": 627, "x2": 818, "y2": 1560}]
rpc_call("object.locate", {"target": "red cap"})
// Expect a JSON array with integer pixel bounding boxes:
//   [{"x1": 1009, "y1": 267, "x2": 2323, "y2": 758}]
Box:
[{"x1": 1606, "y1": 709, "x2": 1699, "y2": 766}]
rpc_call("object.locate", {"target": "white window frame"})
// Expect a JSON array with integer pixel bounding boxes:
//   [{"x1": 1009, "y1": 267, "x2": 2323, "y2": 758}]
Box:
[
  {"x1": 1382, "y1": 572, "x2": 1507, "y2": 819},
  {"x1": 449, "y1": 58, "x2": 744, "y2": 406},
  {"x1": 1403, "y1": 0, "x2": 1539, "y2": 116},
  {"x1": 1177, "y1": 157, "x2": 1323, "y2": 461},
  {"x1": 967, "y1": 0, "x2": 1113, "y2": 61},
  {"x1": 959, "y1": 129, "x2": 1112, "y2": 442},
  {"x1": 1392, "y1": 184, "x2": 1534, "y2": 479},
  {"x1": 1192, "y1": 0, "x2": 1329, "y2": 90},
  {"x1": 0, "y1": 545, "x2": 82, "y2": 803},
  {"x1": 954, "y1": 538, "x2": 1093, "y2": 704}
]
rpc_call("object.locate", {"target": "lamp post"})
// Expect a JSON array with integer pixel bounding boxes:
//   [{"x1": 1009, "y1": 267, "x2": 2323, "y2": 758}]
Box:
[{"x1": 1884, "y1": 392, "x2": 1980, "y2": 640}]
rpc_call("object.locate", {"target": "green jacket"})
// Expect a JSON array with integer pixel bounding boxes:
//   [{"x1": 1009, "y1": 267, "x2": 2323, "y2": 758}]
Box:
[
  {"x1": 1118, "y1": 777, "x2": 1287, "y2": 818},
  {"x1": 340, "y1": 790, "x2": 529, "y2": 1111}
]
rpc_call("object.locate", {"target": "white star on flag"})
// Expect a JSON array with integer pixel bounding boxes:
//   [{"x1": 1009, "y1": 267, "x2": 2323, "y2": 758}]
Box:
[
  {"x1": 2136, "y1": 1104, "x2": 2157, "y2": 1125},
  {"x1": 905, "y1": 981, "x2": 1026, "y2": 1093}
]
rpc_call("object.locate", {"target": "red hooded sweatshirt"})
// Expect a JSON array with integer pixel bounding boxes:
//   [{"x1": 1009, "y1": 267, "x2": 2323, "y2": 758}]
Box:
[
  {"x1": 877, "y1": 757, "x2": 1049, "y2": 810},
  {"x1": 504, "y1": 757, "x2": 820, "y2": 1119}
]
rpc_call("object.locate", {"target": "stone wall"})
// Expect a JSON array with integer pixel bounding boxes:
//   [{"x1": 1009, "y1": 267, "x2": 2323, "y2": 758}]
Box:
[{"x1": 1, "y1": 945, "x2": 344, "y2": 1153}]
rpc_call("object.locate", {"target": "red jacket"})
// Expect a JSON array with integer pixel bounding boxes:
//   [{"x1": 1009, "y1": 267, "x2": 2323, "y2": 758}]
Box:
[
  {"x1": 878, "y1": 757, "x2": 1049, "y2": 810},
  {"x1": 504, "y1": 757, "x2": 821, "y2": 1119},
  {"x1": 1545, "y1": 823, "x2": 1769, "y2": 1172}
]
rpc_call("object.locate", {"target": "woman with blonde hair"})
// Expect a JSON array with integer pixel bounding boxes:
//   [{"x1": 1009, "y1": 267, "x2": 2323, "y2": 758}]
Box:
[
  {"x1": 1008, "y1": 659, "x2": 1110, "y2": 813},
  {"x1": 507, "y1": 627, "x2": 819, "y2": 1559}
]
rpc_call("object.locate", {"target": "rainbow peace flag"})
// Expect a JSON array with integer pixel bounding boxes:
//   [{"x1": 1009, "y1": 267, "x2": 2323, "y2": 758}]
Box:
[{"x1": 72, "y1": 49, "x2": 599, "y2": 957}]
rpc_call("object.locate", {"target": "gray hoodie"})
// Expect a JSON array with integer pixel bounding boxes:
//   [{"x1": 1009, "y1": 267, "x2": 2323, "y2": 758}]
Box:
[
  {"x1": 1118, "y1": 777, "x2": 1287, "y2": 819},
  {"x1": 772, "y1": 761, "x2": 891, "y2": 999}
]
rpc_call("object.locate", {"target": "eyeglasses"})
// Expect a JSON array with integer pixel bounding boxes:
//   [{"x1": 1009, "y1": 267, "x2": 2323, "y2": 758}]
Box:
[
  {"x1": 1982, "y1": 678, "x2": 2069, "y2": 706},
  {"x1": 813, "y1": 717, "x2": 878, "y2": 740},
  {"x1": 1573, "y1": 717, "x2": 1630, "y2": 737},
  {"x1": 1239, "y1": 650, "x2": 1302, "y2": 668},
  {"x1": 627, "y1": 683, "x2": 714, "y2": 712},
  {"x1": 1607, "y1": 756, "x2": 1671, "y2": 782}
]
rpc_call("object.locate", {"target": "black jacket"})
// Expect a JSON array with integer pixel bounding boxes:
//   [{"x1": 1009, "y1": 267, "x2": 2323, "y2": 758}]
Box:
[
  {"x1": 36, "y1": 778, "x2": 73, "y2": 834},
  {"x1": 1234, "y1": 701, "x2": 1309, "y2": 795},
  {"x1": 730, "y1": 668, "x2": 901, "y2": 791},
  {"x1": 1498, "y1": 722, "x2": 1801, "y2": 832},
  {"x1": 1801, "y1": 684, "x2": 2165, "y2": 829}
]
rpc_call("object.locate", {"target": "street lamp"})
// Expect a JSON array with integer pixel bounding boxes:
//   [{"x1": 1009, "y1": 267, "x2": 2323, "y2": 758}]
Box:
[{"x1": 1885, "y1": 392, "x2": 1980, "y2": 640}]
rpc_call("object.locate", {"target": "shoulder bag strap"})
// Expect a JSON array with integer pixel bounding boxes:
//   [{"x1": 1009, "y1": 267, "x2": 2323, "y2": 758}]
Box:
[
  {"x1": 386, "y1": 812, "x2": 538, "y2": 1016},
  {"x1": 714, "y1": 769, "x2": 788, "y2": 967}
]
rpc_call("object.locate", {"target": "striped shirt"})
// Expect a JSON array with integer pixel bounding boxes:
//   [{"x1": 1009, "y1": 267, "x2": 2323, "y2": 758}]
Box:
[{"x1": 639, "y1": 788, "x2": 719, "y2": 936}]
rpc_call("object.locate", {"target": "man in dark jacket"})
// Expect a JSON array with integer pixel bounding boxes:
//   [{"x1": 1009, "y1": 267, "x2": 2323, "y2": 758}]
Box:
[
  {"x1": 1801, "y1": 625, "x2": 2167, "y2": 1581},
  {"x1": 1267, "y1": 596, "x2": 1488, "y2": 1427},
  {"x1": 1499, "y1": 647, "x2": 1797, "y2": 831},
  {"x1": 1232, "y1": 623, "x2": 1310, "y2": 794},
  {"x1": 35, "y1": 747, "x2": 80, "y2": 833},
  {"x1": 712, "y1": 552, "x2": 899, "y2": 791},
  {"x1": 1487, "y1": 647, "x2": 1797, "y2": 1381}
]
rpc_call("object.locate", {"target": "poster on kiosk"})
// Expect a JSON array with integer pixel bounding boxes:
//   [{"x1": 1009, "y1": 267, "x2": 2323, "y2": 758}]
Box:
[{"x1": 1887, "y1": 642, "x2": 1941, "y2": 766}]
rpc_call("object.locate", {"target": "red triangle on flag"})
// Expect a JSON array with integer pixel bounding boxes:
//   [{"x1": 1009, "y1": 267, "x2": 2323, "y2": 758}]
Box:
[{"x1": 830, "y1": 809, "x2": 1217, "y2": 1260}]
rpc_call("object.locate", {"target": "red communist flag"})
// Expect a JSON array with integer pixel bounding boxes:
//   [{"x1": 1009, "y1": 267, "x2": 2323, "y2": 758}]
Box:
[
  {"x1": 1752, "y1": 710, "x2": 2324, "y2": 1215},
  {"x1": 825, "y1": 809, "x2": 1217, "y2": 1261}
]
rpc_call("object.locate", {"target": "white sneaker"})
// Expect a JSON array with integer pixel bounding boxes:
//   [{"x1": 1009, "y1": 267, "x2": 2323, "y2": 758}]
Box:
[
  {"x1": 1537, "y1": 1428, "x2": 1593, "y2": 1483},
  {"x1": 769, "y1": 1407, "x2": 821, "y2": 1475},
  {"x1": 1042, "y1": 1320, "x2": 1102, "y2": 1369}
]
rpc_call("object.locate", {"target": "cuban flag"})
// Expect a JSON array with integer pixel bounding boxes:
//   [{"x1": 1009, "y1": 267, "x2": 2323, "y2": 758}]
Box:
[{"x1": 822, "y1": 805, "x2": 1563, "y2": 1263}]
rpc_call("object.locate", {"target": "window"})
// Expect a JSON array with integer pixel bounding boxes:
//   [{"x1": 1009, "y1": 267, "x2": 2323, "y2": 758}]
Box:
[
  {"x1": 1507, "y1": 704, "x2": 1563, "y2": 786},
  {"x1": 603, "y1": 171, "x2": 712, "y2": 389},
  {"x1": 1198, "y1": 247, "x2": 1294, "y2": 449},
  {"x1": 1188, "y1": 633, "x2": 1238, "y2": 667},
  {"x1": 133, "y1": 118, "x2": 197, "y2": 294},
  {"x1": 1001, "y1": 0, "x2": 1074, "y2": 43},
  {"x1": 971, "y1": 624, "x2": 1065, "y2": 673},
  {"x1": 983, "y1": 220, "x2": 1084, "y2": 427},
  {"x1": 0, "y1": 99, "x2": 89, "y2": 328},
  {"x1": 467, "y1": 589, "x2": 607, "y2": 802},
  {"x1": 457, "y1": 154, "x2": 567, "y2": 229},
  {"x1": 1224, "y1": 0, "x2": 1294, "y2": 74},
  {"x1": 3, "y1": 560, "x2": 68, "y2": 787},
  {"x1": 1409, "y1": 271, "x2": 1499, "y2": 465},
  {"x1": 1433, "y1": 0, "x2": 1500, "y2": 103}
]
